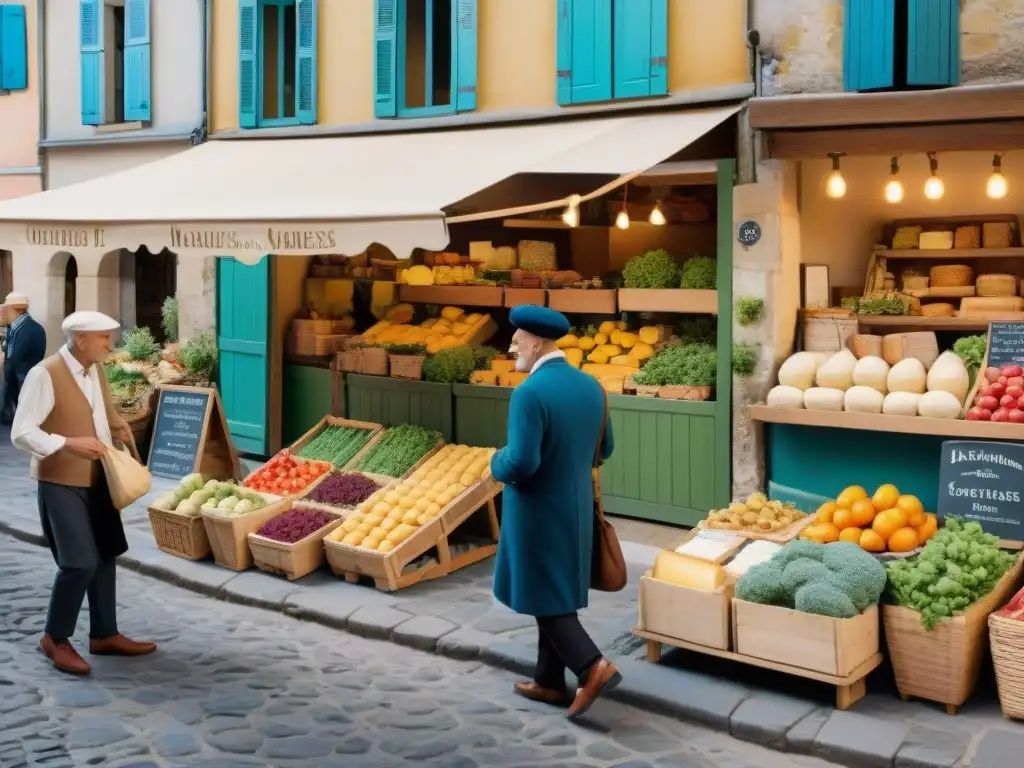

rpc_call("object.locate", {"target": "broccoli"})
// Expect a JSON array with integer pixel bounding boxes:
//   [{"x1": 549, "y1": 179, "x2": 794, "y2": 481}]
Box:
[
  {"x1": 773, "y1": 540, "x2": 825, "y2": 568},
  {"x1": 794, "y1": 582, "x2": 859, "y2": 619},
  {"x1": 782, "y1": 559, "x2": 831, "y2": 595},
  {"x1": 735, "y1": 561, "x2": 789, "y2": 606},
  {"x1": 822, "y1": 542, "x2": 888, "y2": 611}
]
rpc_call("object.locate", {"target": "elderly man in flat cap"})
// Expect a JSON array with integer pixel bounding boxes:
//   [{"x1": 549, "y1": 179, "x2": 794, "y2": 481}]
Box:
[
  {"x1": 1, "y1": 291, "x2": 46, "y2": 423},
  {"x1": 489, "y1": 304, "x2": 619, "y2": 720},
  {"x1": 12, "y1": 310, "x2": 156, "y2": 675}
]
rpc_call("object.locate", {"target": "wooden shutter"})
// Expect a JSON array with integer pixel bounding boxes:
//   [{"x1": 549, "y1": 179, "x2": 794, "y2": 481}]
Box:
[
  {"x1": 842, "y1": 0, "x2": 895, "y2": 92},
  {"x1": 123, "y1": 0, "x2": 151, "y2": 121},
  {"x1": 568, "y1": 0, "x2": 612, "y2": 105},
  {"x1": 454, "y1": 0, "x2": 477, "y2": 113},
  {"x1": 238, "y1": 0, "x2": 258, "y2": 128},
  {"x1": 0, "y1": 5, "x2": 28, "y2": 91},
  {"x1": 612, "y1": 0, "x2": 667, "y2": 98},
  {"x1": 907, "y1": 0, "x2": 959, "y2": 87},
  {"x1": 556, "y1": 0, "x2": 572, "y2": 104},
  {"x1": 80, "y1": 0, "x2": 104, "y2": 124},
  {"x1": 374, "y1": 0, "x2": 397, "y2": 118},
  {"x1": 296, "y1": 0, "x2": 318, "y2": 124}
]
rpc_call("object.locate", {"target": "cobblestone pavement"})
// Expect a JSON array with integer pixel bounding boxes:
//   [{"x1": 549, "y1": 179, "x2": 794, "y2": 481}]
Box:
[{"x1": 0, "y1": 536, "x2": 846, "y2": 768}]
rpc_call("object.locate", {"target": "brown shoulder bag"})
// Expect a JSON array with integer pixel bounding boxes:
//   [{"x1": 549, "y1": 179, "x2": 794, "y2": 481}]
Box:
[{"x1": 590, "y1": 391, "x2": 627, "y2": 592}]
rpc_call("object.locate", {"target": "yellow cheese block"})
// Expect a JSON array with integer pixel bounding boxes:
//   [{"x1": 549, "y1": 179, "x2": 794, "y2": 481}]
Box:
[
  {"x1": 491, "y1": 359, "x2": 516, "y2": 375},
  {"x1": 498, "y1": 372, "x2": 529, "y2": 387},
  {"x1": 652, "y1": 551, "x2": 726, "y2": 592},
  {"x1": 471, "y1": 370, "x2": 497, "y2": 385}
]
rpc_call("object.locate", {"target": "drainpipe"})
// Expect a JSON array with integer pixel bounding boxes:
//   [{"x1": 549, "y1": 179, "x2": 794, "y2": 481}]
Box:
[
  {"x1": 36, "y1": 0, "x2": 47, "y2": 189},
  {"x1": 191, "y1": 0, "x2": 211, "y2": 145},
  {"x1": 740, "y1": 0, "x2": 759, "y2": 185}
]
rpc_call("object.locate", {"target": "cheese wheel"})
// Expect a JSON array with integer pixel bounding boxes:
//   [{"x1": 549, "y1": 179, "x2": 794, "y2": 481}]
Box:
[{"x1": 652, "y1": 551, "x2": 726, "y2": 592}]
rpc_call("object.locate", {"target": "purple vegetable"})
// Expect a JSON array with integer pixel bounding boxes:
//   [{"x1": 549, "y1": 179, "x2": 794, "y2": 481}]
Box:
[
  {"x1": 257, "y1": 509, "x2": 333, "y2": 543},
  {"x1": 309, "y1": 473, "x2": 379, "y2": 508}
]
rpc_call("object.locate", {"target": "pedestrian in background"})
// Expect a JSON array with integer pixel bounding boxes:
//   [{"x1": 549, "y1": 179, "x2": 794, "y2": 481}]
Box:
[
  {"x1": 11, "y1": 311, "x2": 156, "y2": 676},
  {"x1": 489, "y1": 304, "x2": 620, "y2": 719},
  {"x1": 2, "y1": 291, "x2": 46, "y2": 424}
]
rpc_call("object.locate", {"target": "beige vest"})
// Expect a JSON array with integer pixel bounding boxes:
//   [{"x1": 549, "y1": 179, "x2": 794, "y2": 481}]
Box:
[{"x1": 30, "y1": 354, "x2": 119, "y2": 488}]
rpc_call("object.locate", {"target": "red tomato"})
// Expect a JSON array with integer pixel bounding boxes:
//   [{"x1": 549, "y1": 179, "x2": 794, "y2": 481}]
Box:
[
  {"x1": 1009, "y1": 409, "x2": 1024, "y2": 424},
  {"x1": 1001, "y1": 395, "x2": 1017, "y2": 408},
  {"x1": 1002, "y1": 365, "x2": 1024, "y2": 378},
  {"x1": 993, "y1": 408, "x2": 1011, "y2": 422},
  {"x1": 1008, "y1": 386, "x2": 1024, "y2": 400},
  {"x1": 980, "y1": 395, "x2": 1000, "y2": 411},
  {"x1": 986, "y1": 367, "x2": 1002, "y2": 382},
  {"x1": 1008, "y1": 376, "x2": 1024, "y2": 389}
]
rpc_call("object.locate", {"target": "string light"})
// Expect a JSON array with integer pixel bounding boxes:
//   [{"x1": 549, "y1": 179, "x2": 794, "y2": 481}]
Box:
[
  {"x1": 987, "y1": 153, "x2": 1008, "y2": 199},
  {"x1": 884, "y1": 157, "x2": 904, "y2": 203},
  {"x1": 561, "y1": 194, "x2": 581, "y2": 228},
  {"x1": 649, "y1": 202, "x2": 667, "y2": 226},
  {"x1": 616, "y1": 185, "x2": 630, "y2": 229},
  {"x1": 924, "y1": 152, "x2": 945, "y2": 200},
  {"x1": 825, "y1": 153, "x2": 846, "y2": 198}
]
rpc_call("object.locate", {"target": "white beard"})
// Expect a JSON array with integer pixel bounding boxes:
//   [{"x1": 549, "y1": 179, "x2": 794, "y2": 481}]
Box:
[{"x1": 514, "y1": 356, "x2": 532, "y2": 373}]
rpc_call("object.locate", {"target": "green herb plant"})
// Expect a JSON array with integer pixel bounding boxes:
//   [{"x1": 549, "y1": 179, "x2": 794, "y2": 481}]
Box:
[
  {"x1": 354, "y1": 424, "x2": 442, "y2": 477},
  {"x1": 385, "y1": 343, "x2": 427, "y2": 356},
  {"x1": 621, "y1": 249, "x2": 680, "y2": 289},
  {"x1": 953, "y1": 335, "x2": 987, "y2": 379},
  {"x1": 633, "y1": 343, "x2": 717, "y2": 388},
  {"x1": 422, "y1": 346, "x2": 476, "y2": 384},
  {"x1": 732, "y1": 343, "x2": 758, "y2": 377},
  {"x1": 676, "y1": 316, "x2": 717, "y2": 345},
  {"x1": 856, "y1": 295, "x2": 910, "y2": 315},
  {"x1": 680, "y1": 255, "x2": 717, "y2": 290},
  {"x1": 121, "y1": 327, "x2": 159, "y2": 361},
  {"x1": 179, "y1": 331, "x2": 218, "y2": 381},
  {"x1": 735, "y1": 296, "x2": 764, "y2": 327},
  {"x1": 161, "y1": 296, "x2": 179, "y2": 343},
  {"x1": 473, "y1": 345, "x2": 502, "y2": 370}
]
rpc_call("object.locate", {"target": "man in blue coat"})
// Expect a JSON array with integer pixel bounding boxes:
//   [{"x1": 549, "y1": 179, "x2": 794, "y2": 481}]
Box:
[
  {"x1": 2, "y1": 292, "x2": 47, "y2": 424},
  {"x1": 490, "y1": 304, "x2": 618, "y2": 719}
]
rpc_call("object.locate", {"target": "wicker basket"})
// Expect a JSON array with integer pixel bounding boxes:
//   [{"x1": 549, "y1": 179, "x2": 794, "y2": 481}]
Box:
[
  {"x1": 389, "y1": 354, "x2": 425, "y2": 380},
  {"x1": 634, "y1": 384, "x2": 660, "y2": 398},
  {"x1": 148, "y1": 507, "x2": 211, "y2": 560},
  {"x1": 990, "y1": 612, "x2": 1024, "y2": 719},
  {"x1": 930, "y1": 264, "x2": 975, "y2": 288},
  {"x1": 659, "y1": 385, "x2": 712, "y2": 401},
  {"x1": 247, "y1": 510, "x2": 344, "y2": 580},
  {"x1": 201, "y1": 501, "x2": 288, "y2": 571},
  {"x1": 359, "y1": 347, "x2": 389, "y2": 376},
  {"x1": 984, "y1": 222, "x2": 1013, "y2": 248},
  {"x1": 292, "y1": 319, "x2": 335, "y2": 335}
]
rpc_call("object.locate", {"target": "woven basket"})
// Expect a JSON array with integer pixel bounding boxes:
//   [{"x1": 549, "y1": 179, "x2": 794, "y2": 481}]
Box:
[
  {"x1": 659, "y1": 385, "x2": 712, "y2": 401},
  {"x1": 292, "y1": 319, "x2": 335, "y2": 335},
  {"x1": 517, "y1": 240, "x2": 557, "y2": 272},
  {"x1": 248, "y1": 511, "x2": 344, "y2": 581},
  {"x1": 148, "y1": 508, "x2": 211, "y2": 560},
  {"x1": 954, "y1": 226, "x2": 981, "y2": 249},
  {"x1": 984, "y1": 222, "x2": 1013, "y2": 248},
  {"x1": 990, "y1": 613, "x2": 1024, "y2": 719},
  {"x1": 893, "y1": 226, "x2": 922, "y2": 250},
  {"x1": 921, "y1": 302, "x2": 956, "y2": 317},
  {"x1": 930, "y1": 264, "x2": 974, "y2": 288},
  {"x1": 201, "y1": 502, "x2": 287, "y2": 571},
  {"x1": 389, "y1": 354, "x2": 425, "y2": 380},
  {"x1": 359, "y1": 347, "x2": 389, "y2": 376}
]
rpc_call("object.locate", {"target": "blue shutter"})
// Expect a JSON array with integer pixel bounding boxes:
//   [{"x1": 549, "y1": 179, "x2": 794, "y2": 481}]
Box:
[
  {"x1": 374, "y1": 0, "x2": 397, "y2": 118},
  {"x1": 454, "y1": 0, "x2": 477, "y2": 112},
  {"x1": 649, "y1": 0, "x2": 667, "y2": 96},
  {"x1": 296, "y1": 0, "x2": 317, "y2": 124},
  {"x1": 123, "y1": 0, "x2": 151, "y2": 121},
  {"x1": 907, "y1": 0, "x2": 959, "y2": 87},
  {"x1": 0, "y1": 5, "x2": 28, "y2": 91},
  {"x1": 842, "y1": 0, "x2": 895, "y2": 92},
  {"x1": 568, "y1": 0, "x2": 612, "y2": 104},
  {"x1": 612, "y1": 0, "x2": 666, "y2": 98},
  {"x1": 556, "y1": 0, "x2": 572, "y2": 104},
  {"x1": 80, "y1": 0, "x2": 104, "y2": 124},
  {"x1": 238, "y1": 0, "x2": 258, "y2": 128}
]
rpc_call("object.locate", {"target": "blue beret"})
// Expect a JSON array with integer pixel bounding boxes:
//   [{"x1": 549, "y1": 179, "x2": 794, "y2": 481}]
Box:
[{"x1": 508, "y1": 305, "x2": 570, "y2": 340}]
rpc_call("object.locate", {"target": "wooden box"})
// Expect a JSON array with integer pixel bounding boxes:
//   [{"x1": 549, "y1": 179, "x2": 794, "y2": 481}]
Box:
[
  {"x1": 399, "y1": 285, "x2": 504, "y2": 307},
  {"x1": 247, "y1": 508, "x2": 344, "y2": 580},
  {"x1": 547, "y1": 289, "x2": 617, "y2": 315},
  {"x1": 638, "y1": 573, "x2": 732, "y2": 650},
  {"x1": 733, "y1": 599, "x2": 880, "y2": 677},
  {"x1": 287, "y1": 415, "x2": 383, "y2": 465},
  {"x1": 504, "y1": 288, "x2": 547, "y2": 308},
  {"x1": 618, "y1": 289, "x2": 718, "y2": 315},
  {"x1": 201, "y1": 499, "x2": 290, "y2": 572}
]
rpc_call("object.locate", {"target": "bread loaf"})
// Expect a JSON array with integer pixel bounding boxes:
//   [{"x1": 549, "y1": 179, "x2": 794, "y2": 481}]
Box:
[
  {"x1": 851, "y1": 334, "x2": 883, "y2": 358},
  {"x1": 882, "y1": 332, "x2": 940, "y2": 368}
]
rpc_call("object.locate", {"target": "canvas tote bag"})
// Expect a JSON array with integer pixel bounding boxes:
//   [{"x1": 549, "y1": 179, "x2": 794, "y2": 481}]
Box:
[
  {"x1": 591, "y1": 391, "x2": 627, "y2": 592},
  {"x1": 101, "y1": 437, "x2": 151, "y2": 511}
]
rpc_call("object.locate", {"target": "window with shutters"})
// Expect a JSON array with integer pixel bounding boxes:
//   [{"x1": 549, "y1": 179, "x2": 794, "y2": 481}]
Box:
[
  {"x1": 79, "y1": 0, "x2": 151, "y2": 125},
  {"x1": 0, "y1": 5, "x2": 29, "y2": 92}
]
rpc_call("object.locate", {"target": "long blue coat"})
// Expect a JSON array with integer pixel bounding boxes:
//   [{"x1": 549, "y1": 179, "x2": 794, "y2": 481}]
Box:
[{"x1": 491, "y1": 356, "x2": 614, "y2": 617}]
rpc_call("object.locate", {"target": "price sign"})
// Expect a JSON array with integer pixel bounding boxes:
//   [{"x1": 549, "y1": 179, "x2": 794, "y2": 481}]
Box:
[
  {"x1": 938, "y1": 440, "x2": 1024, "y2": 541},
  {"x1": 737, "y1": 219, "x2": 761, "y2": 247},
  {"x1": 146, "y1": 385, "x2": 240, "y2": 481},
  {"x1": 986, "y1": 322, "x2": 1024, "y2": 370}
]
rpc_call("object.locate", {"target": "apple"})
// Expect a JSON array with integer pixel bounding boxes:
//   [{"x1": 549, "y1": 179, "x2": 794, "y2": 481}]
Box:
[
  {"x1": 1009, "y1": 409, "x2": 1024, "y2": 424},
  {"x1": 986, "y1": 367, "x2": 1002, "y2": 382},
  {"x1": 980, "y1": 395, "x2": 1001, "y2": 411},
  {"x1": 1001, "y1": 364, "x2": 1024, "y2": 378},
  {"x1": 993, "y1": 408, "x2": 1012, "y2": 422}
]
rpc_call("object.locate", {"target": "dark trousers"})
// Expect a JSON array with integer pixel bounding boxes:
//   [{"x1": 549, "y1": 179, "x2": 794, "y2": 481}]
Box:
[
  {"x1": 534, "y1": 613, "x2": 602, "y2": 692},
  {"x1": 0, "y1": 368, "x2": 17, "y2": 423}
]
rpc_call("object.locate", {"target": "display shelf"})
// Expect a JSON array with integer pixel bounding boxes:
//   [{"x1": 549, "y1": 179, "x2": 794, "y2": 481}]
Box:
[
  {"x1": 618, "y1": 288, "x2": 717, "y2": 314},
  {"x1": 748, "y1": 404, "x2": 1024, "y2": 441},
  {"x1": 855, "y1": 316, "x2": 998, "y2": 330},
  {"x1": 876, "y1": 248, "x2": 1024, "y2": 260},
  {"x1": 398, "y1": 285, "x2": 504, "y2": 307}
]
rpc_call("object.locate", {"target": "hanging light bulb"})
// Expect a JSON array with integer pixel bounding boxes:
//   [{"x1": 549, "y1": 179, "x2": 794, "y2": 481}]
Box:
[
  {"x1": 924, "y1": 152, "x2": 945, "y2": 200},
  {"x1": 987, "y1": 153, "x2": 1008, "y2": 199},
  {"x1": 884, "y1": 157, "x2": 904, "y2": 203},
  {"x1": 561, "y1": 194, "x2": 581, "y2": 228},
  {"x1": 615, "y1": 209, "x2": 630, "y2": 229},
  {"x1": 825, "y1": 152, "x2": 847, "y2": 198},
  {"x1": 649, "y1": 202, "x2": 667, "y2": 226}
]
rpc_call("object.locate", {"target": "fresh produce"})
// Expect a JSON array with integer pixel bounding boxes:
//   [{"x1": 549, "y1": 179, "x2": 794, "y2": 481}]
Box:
[
  {"x1": 423, "y1": 346, "x2": 477, "y2": 384},
  {"x1": 887, "y1": 358, "x2": 927, "y2": 394},
  {"x1": 766, "y1": 385, "x2": 804, "y2": 408},
  {"x1": 778, "y1": 351, "x2": 828, "y2": 391},
  {"x1": 996, "y1": 586, "x2": 1024, "y2": 620},
  {"x1": 633, "y1": 343, "x2": 716, "y2": 388},
  {"x1": 966, "y1": 363, "x2": 1024, "y2": 422},
  {"x1": 882, "y1": 391, "x2": 921, "y2": 416},
  {"x1": 680, "y1": 255, "x2": 717, "y2": 290},
  {"x1": 698, "y1": 492, "x2": 806, "y2": 533},
  {"x1": 953, "y1": 335, "x2": 987, "y2": 379},
  {"x1": 887, "y1": 517, "x2": 1017, "y2": 629},
  {"x1": 852, "y1": 356, "x2": 890, "y2": 394},
  {"x1": 362, "y1": 309, "x2": 495, "y2": 355},
  {"x1": 815, "y1": 349, "x2": 857, "y2": 390},
  {"x1": 295, "y1": 425, "x2": 376, "y2": 467},
  {"x1": 732, "y1": 343, "x2": 757, "y2": 378},
  {"x1": 243, "y1": 453, "x2": 331, "y2": 496},
  {"x1": 735, "y1": 296, "x2": 764, "y2": 328},
  {"x1": 154, "y1": 474, "x2": 269, "y2": 518},
  {"x1": 802, "y1": 484, "x2": 938, "y2": 554},
  {"x1": 179, "y1": 331, "x2": 218, "y2": 381},
  {"x1": 926, "y1": 351, "x2": 970, "y2": 402},
  {"x1": 121, "y1": 326, "x2": 159, "y2": 361},
  {"x1": 621, "y1": 249, "x2": 680, "y2": 289},
  {"x1": 804, "y1": 387, "x2": 844, "y2": 411},
  {"x1": 353, "y1": 424, "x2": 442, "y2": 478},
  {"x1": 104, "y1": 364, "x2": 150, "y2": 405},
  {"x1": 257, "y1": 508, "x2": 334, "y2": 543},
  {"x1": 918, "y1": 390, "x2": 962, "y2": 419},
  {"x1": 327, "y1": 444, "x2": 495, "y2": 552},
  {"x1": 735, "y1": 540, "x2": 888, "y2": 618},
  {"x1": 306, "y1": 473, "x2": 380, "y2": 508},
  {"x1": 844, "y1": 386, "x2": 884, "y2": 414}
]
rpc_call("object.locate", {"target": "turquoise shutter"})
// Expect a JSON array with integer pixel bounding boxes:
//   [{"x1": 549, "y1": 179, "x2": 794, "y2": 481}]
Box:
[
  {"x1": 842, "y1": 0, "x2": 895, "y2": 92},
  {"x1": 569, "y1": 0, "x2": 612, "y2": 104},
  {"x1": 217, "y1": 256, "x2": 271, "y2": 456},
  {"x1": 296, "y1": 0, "x2": 317, "y2": 124},
  {"x1": 0, "y1": 5, "x2": 28, "y2": 91},
  {"x1": 80, "y1": 0, "x2": 104, "y2": 124},
  {"x1": 123, "y1": 0, "x2": 151, "y2": 121},
  {"x1": 238, "y1": 0, "x2": 258, "y2": 128},
  {"x1": 374, "y1": 0, "x2": 397, "y2": 118},
  {"x1": 556, "y1": 0, "x2": 572, "y2": 104},
  {"x1": 454, "y1": 0, "x2": 477, "y2": 112},
  {"x1": 649, "y1": 0, "x2": 667, "y2": 95},
  {"x1": 612, "y1": 0, "x2": 666, "y2": 98},
  {"x1": 907, "y1": 0, "x2": 959, "y2": 87}
]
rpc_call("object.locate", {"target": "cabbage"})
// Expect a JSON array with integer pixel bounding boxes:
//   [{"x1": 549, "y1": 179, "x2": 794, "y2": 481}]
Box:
[
  {"x1": 215, "y1": 483, "x2": 235, "y2": 500},
  {"x1": 234, "y1": 499, "x2": 254, "y2": 514},
  {"x1": 172, "y1": 486, "x2": 192, "y2": 503},
  {"x1": 218, "y1": 496, "x2": 239, "y2": 510},
  {"x1": 204, "y1": 479, "x2": 220, "y2": 490},
  {"x1": 155, "y1": 493, "x2": 178, "y2": 510},
  {"x1": 181, "y1": 473, "x2": 205, "y2": 492},
  {"x1": 175, "y1": 501, "x2": 199, "y2": 517}
]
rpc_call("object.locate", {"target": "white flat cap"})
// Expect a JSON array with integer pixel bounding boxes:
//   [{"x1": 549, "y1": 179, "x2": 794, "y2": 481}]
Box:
[
  {"x1": 62, "y1": 311, "x2": 120, "y2": 333},
  {"x1": 3, "y1": 292, "x2": 28, "y2": 307}
]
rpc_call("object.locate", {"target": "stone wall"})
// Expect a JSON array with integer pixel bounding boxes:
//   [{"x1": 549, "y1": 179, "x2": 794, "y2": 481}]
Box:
[
  {"x1": 753, "y1": 0, "x2": 1024, "y2": 95},
  {"x1": 177, "y1": 256, "x2": 217, "y2": 342}
]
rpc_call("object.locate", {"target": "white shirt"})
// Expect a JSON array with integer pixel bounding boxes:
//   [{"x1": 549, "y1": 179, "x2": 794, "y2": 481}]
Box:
[
  {"x1": 11, "y1": 346, "x2": 113, "y2": 460},
  {"x1": 530, "y1": 350, "x2": 566, "y2": 373}
]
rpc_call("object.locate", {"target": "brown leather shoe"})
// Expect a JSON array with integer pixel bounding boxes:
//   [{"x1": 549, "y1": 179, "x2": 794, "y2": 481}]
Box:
[
  {"x1": 568, "y1": 658, "x2": 621, "y2": 720},
  {"x1": 40, "y1": 635, "x2": 91, "y2": 676},
  {"x1": 514, "y1": 681, "x2": 572, "y2": 707},
  {"x1": 89, "y1": 634, "x2": 157, "y2": 657}
]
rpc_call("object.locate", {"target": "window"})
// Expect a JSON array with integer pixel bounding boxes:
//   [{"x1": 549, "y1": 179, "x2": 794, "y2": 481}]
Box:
[
  {"x1": 0, "y1": 4, "x2": 28, "y2": 92},
  {"x1": 238, "y1": 0, "x2": 317, "y2": 128},
  {"x1": 844, "y1": 0, "x2": 960, "y2": 92},
  {"x1": 374, "y1": 0, "x2": 477, "y2": 119},
  {"x1": 79, "y1": 0, "x2": 151, "y2": 125},
  {"x1": 557, "y1": 0, "x2": 667, "y2": 106}
]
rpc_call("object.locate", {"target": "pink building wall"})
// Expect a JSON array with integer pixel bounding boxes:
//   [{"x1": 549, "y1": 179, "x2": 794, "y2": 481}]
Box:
[{"x1": 0, "y1": 0, "x2": 41, "y2": 200}]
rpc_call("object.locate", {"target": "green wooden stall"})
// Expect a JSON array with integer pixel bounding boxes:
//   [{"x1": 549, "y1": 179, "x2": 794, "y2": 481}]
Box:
[
  {"x1": 346, "y1": 375, "x2": 454, "y2": 441},
  {"x1": 453, "y1": 383, "x2": 511, "y2": 448},
  {"x1": 283, "y1": 364, "x2": 336, "y2": 446}
]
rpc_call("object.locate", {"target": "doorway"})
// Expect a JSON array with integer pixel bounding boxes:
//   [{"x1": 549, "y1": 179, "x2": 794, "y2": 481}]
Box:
[
  {"x1": 64, "y1": 256, "x2": 77, "y2": 315},
  {"x1": 134, "y1": 247, "x2": 177, "y2": 342}
]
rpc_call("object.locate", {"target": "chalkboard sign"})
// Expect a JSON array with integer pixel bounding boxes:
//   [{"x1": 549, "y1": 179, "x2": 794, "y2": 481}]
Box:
[
  {"x1": 986, "y1": 322, "x2": 1024, "y2": 370},
  {"x1": 737, "y1": 219, "x2": 762, "y2": 247},
  {"x1": 148, "y1": 387, "x2": 213, "y2": 479},
  {"x1": 938, "y1": 440, "x2": 1024, "y2": 542}
]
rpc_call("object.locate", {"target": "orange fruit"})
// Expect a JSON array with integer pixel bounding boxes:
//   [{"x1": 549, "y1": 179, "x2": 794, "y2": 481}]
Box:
[
  {"x1": 833, "y1": 507, "x2": 856, "y2": 530},
  {"x1": 886, "y1": 506, "x2": 910, "y2": 529},
  {"x1": 906, "y1": 509, "x2": 927, "y2": 528},
  {"x1": 839, "y1": 526, "x2": 863, "y2": 544},
  {"x1": 888, "y1": 527, "x2": 920, "y2": 553},
  {"x1": 816, "y1": 522, "x2": 841, "y2": 543},
  {"x1": 836, "y1": 485, "x2": 868, "y2": 508},
  {"x1": 816, "y1": 501, "x2": 837, "y2": 524},
  {"x1": 896, "y1": 495, "x2": 924, "y2": 521},
  {"x1": 917, "y1": 514, "x2": 938, "y2": 543},
  {"x1": 871, "y1": 483, "x2": 901, "y2": 512},
  {"x1": 872, "y1": 510, "x2": 902, "y2": 542},
  {"x1": 859, "y1": 529, "x2": 886, "y2": 553},
  {"x1": 851, "y1": 499, "x2": 877, "y2": 527}
]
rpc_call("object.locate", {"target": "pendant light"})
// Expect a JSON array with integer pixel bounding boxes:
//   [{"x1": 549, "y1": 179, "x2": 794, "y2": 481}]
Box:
[
  {"x1": 987, "y1": 153, "x2": 1008, "y2": 199},
  {"x1": 825, "y1": 153, "x2": 847, "y2": 199},
  {"x1": 924, "y1": 152, "x2": 945, "y2": 200},
  {"x1": 884, "y1": 157, "x2": 904, "y2": 203},
  {"x1": 561, "y1": 194, "x2": 581, "y2": 228},
  {"x1": 649, "y1": 202, "x2": 667, "y2": 226},
  {"x1": 615, "y1": 185, "x2": 630, "y2": 230}
]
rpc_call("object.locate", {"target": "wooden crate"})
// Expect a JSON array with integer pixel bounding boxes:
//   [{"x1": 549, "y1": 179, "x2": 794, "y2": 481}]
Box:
[
  {"x1": 201, "y1": 500, "x2": 290, "y2": 571},
  {"x1": 147, "y1": 506, "x2": 211, "y2": 561},
  {"x1": 247, "y1": 508, "x2": 344, "y2": 580},
  {"x1": 287, "y1": 415, "x2": 383, "y2": 463},
  {"x1": 346, "y1": 434, "x2": 444, "y2": 481},
  {"x1": 399, "y1": 285, "x2": 504, "y2": 307},
  {"x1": 547, "y1": 289, "x2": 617, "y2": 315},
  {"x1": 293, "y1": 470, "x2": 393, "y2": 515},
  {"x1": 463, "y1": 314, "x2": 499, "y2": 346},
  {"x1": 618, "y1": 289, "x2": 718, "y2": 314},
  {"x1": 504, "y1": 288, "x2": 547, "y2": 308},
  {"x1": 638, "y1": 573, "x2": 732, "y2": 650}
]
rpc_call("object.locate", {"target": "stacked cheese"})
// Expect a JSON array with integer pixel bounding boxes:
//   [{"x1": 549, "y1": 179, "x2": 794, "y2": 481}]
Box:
[{"x1": 362, "y1": 306, "x2": 494, "y2": 354}]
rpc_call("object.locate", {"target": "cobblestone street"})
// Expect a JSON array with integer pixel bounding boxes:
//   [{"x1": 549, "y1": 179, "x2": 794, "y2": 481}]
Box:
[{"x1": 0, "y1": 536, "x2": 846, "y2": 768}]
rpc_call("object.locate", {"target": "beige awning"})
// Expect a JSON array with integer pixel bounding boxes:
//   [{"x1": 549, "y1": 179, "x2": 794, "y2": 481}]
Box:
[{"x1": 0, "y1": 105, "x2": 738, "y2": 264}]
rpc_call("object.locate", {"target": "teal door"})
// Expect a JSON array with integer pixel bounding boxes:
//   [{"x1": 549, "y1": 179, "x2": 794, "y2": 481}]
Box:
[{"x1": 217, "y1": 256, "x2": 270, "y2": 456}]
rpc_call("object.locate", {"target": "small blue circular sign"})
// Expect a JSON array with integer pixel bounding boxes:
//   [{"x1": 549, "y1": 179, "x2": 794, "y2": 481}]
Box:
[{"x1": 737, "y1": 219, "x2": 761, "y2": 247}]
